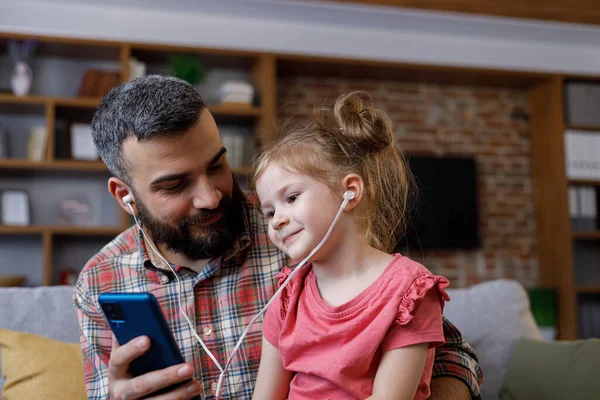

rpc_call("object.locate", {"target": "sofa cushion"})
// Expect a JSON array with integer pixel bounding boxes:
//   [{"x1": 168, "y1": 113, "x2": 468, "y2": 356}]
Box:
[
  {"x1": 499, "y1": 338, "x2": 600, "y2": 400},
  {"x1": 0, "y1": 286, "x2": 79, "y2": 393},
  {"x1": 0, "y1": 329, "x2": 86, "y2": 399},
  {"x1": 444, "y1": 279, "x2": 542, "y2": 400}
]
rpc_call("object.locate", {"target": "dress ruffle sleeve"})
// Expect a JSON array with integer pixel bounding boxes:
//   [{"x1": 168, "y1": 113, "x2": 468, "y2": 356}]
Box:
[
  {"x1": 275, "y1": 267, "x2": 294, "y2": 320},
  {"x1": 396, "y1": 274, "x2": 450, "y2": 325}
]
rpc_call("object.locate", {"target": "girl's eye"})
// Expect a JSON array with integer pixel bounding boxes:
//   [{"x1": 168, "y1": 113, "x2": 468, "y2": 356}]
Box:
[
  {"x1": 265, "y1": 210, "x2": 274, "y2": 219},
  {"x1": 286, "y1": 194, "x2": 298, "y2": 203}
]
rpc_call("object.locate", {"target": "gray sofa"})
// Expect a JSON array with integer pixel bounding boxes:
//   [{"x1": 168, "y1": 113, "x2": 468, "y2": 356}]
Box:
[{"x1": 0, "y1": 279, "x2": 542, "y2": 399}]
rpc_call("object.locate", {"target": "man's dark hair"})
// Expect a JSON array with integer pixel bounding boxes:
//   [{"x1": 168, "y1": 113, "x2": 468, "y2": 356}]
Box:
[{"x1": 91, "y1": 75, "x2": 207, "y2": 184}]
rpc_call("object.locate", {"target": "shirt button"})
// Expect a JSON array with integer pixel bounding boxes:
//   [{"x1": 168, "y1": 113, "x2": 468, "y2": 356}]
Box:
[
  {"x1": 203, "y1": 326, "x2": 212, "y2": 336},
  {"x1": 160, "y1": 275, "x2": 169, "y2": 284},
  {"x1": 211, "y1": 382, "x2": 218, "y2": 391}
]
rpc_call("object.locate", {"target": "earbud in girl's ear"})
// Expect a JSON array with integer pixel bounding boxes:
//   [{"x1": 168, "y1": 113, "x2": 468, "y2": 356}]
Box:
[{"x1": 343, "y1": 190, "x2": 355, "y2": 200}]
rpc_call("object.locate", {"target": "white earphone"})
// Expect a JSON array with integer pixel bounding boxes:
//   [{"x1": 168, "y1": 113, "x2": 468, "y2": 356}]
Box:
[{"x1": 119, "y1": 189, "x2": 355, "y2": 398}]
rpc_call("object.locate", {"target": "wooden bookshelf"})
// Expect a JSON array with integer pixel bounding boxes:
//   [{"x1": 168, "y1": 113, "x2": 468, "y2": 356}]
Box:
[
  {"x1": 532, "y1": 76, "x2": 600, "y2": 339},
  {"x1": 0, "y1": 32, "x2": 278, "y2": 286}
]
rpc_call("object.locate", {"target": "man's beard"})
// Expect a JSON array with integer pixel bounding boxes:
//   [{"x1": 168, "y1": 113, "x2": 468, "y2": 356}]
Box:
[{"x1": 135, "y1": 178, "x2": 246, "y2": 261}]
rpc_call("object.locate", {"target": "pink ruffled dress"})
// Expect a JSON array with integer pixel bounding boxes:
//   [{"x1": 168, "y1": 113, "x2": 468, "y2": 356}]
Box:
[{"x1": 261, "y1": 254, "x2": 450, "y2": 400}]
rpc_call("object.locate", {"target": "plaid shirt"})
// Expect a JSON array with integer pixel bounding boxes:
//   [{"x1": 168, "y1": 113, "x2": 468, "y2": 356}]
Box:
[{"x1": 74, "y1": 198, "x2": 482, "y2": 400}]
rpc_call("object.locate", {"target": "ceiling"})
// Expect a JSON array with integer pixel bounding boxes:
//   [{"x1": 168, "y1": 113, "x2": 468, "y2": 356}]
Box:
[{"x1": 329, "y1": 0, "x2": 600, "y2": 26}]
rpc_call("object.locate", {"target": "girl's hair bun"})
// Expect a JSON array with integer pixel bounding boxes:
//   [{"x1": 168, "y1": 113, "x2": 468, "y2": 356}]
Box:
[{"x1": 333, "y1": 91, "x2": 393, "y2": 157}]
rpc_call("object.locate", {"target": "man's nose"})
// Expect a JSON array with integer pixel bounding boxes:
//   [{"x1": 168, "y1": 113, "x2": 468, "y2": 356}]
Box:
[{"x1": 192, "y1": 178, "x2": 222, "y2": 210}]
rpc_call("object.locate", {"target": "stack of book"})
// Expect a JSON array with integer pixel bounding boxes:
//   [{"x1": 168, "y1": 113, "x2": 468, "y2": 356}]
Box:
[
  {"x1": 218, "y1": 81, "x2": 254, "y2": 105},
  {"x1": 568, "y1": 185, "x2": 598, "y2": 231},
  {"x1": 564, "y1": 130, "x2": 600, "y2": 180},
  {"x1": 26, "y1": 125, "x2": 47, "y2": 161},
  {"x1": 219, "y1": 127, "x2": 256, "y2": 169}
]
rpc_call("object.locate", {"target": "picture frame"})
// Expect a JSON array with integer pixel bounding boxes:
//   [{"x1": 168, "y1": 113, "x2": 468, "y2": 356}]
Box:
[
  {"x1": 69, "y1": 123, "x2": 98, "y2": 161},
  {"x1": 0, "y1": 189, "x2": 31, "y2": 226}
]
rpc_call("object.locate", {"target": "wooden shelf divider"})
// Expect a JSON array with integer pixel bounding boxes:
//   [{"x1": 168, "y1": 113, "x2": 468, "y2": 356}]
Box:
[
  {"x1": 0, "y1": 159, "x2": 108, "y2": 171},
  {"x1": 42, "y1": 231, "x2": 53, "y2": 286},
  {"x1": 0, "y1": 93, "x2": 101, "y2": 108},
  {"x1": 576, "y1": 285, "x2": 600, "y2": 294},
  {"x1": 0, "y1": 225, "x2": 124, "y2": 236},
  {"x1": 566, "y1": 124, "x2": 600, "y2": 133},
  {"x1": 569, "y1": 179, "x2": 600, "y2": 186},
  {"x1": 208, "y1": 104, "x2": 262, "y2": 117},
  {"x1": 573, "y1": 231, "x2": 600, "y2": 240}
]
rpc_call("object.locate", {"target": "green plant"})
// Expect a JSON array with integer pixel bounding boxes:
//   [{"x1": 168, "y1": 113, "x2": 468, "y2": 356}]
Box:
[{"x1": 168, "y1": 53, "x2": 205, "y2": 85}]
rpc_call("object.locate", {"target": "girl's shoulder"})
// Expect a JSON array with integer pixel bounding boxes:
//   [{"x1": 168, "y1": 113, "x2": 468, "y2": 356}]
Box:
[
  {"x1": 275, "y1": 263, "x2": 312, "y2": 288},
  {"x1": 386, "y1": 254, "x2": 433, "y2": 279},
  {"x1": 384, "y1": 254, "x2": 450, "y2": 325},
  {"x1": 273, "y1": 264, "x2": 312, "y2": 319}
]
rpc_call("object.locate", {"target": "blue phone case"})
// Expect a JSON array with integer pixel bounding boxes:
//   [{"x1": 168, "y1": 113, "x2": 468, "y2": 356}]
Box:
[{"x1": 98, "y1": 292, "x2": 200, "y2": 398}]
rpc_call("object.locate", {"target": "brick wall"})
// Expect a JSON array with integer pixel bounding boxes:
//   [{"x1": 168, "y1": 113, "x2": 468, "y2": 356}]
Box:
[{"x1": 277, "y1": 76, "x2": 538, "y2": 288}]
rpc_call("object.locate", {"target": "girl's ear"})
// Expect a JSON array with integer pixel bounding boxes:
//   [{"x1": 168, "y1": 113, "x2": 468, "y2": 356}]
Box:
[{"x1": 340, "y1": 174, "x2": 364, "y2": 211}]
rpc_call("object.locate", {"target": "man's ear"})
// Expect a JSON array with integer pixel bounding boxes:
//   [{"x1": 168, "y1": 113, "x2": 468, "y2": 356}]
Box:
[
  {"x1": 108, "y1": 177, "x2": 136, "y2": 215},
  {"x1": 340, "y1": 174, "x2": 364, "y2": 212}
]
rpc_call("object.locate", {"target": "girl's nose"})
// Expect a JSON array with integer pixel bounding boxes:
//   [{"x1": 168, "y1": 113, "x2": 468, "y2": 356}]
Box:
[{"x1": 271, "y1": 212, "x2": 289, "y2": 230}]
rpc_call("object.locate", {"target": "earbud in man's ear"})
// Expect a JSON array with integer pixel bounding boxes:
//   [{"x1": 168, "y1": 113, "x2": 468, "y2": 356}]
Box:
[
  {"x1": 343, "y1": 190, "x2": 355, "y2": 200},
  {"x1": 122, "y1": 193, "x2": 136, "y2": 215}
]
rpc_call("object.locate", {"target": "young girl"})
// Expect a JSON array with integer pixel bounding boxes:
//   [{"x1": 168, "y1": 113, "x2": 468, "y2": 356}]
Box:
[{"x1": 250, "y1": 92, "x2": 450, "y2": 400}]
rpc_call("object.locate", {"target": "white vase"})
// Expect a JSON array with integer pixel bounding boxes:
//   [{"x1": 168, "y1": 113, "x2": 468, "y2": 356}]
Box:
[{"x1": 10, "y1": 61, "x2": 33, "y2": 97}]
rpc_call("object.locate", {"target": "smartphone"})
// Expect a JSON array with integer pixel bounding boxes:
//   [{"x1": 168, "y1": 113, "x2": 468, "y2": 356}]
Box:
[{"x1": 98, "y1": 292, "x2": 200, "y2": 399}]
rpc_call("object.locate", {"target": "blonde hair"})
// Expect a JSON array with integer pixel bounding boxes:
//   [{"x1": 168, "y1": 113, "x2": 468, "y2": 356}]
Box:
[{"x1": 250, "y1": 91, "x2": 414, "y2": 253}]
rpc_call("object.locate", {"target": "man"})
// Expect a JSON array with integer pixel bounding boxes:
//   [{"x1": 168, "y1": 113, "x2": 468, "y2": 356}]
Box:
[{"x1": 74, "y1": 75, "x2": 483, "y2": 400}]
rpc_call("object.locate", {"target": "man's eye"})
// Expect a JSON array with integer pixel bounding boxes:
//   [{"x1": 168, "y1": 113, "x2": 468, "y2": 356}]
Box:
[
  {"x1": 161, "y1": 181, "x2": 184, "y2": 192},
  {"x1": 207, "y1": 163, "x2": 224, "y2": 173}
]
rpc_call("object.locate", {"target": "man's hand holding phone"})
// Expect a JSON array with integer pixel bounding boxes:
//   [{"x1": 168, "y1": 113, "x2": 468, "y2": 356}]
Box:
[
  {"x1": 108, "y1": 334, "x2": 202, "y2": 399},
  {"x1": 99, "y1": 293, "x2": 203, "y2": 399}
]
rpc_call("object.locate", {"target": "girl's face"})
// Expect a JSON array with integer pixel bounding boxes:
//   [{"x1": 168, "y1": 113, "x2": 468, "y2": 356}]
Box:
[{"x1": 255, "y1": 162, "x2": 344, "y2": 262}]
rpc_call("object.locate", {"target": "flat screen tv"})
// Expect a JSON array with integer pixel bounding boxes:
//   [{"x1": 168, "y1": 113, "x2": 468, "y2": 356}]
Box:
[{"x1": 397, "y1": 155, "x2": 480, "y2": 251}]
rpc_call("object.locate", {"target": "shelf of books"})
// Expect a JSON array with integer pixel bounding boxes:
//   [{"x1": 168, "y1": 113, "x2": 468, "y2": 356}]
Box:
[{"x1": 564, "y1": 80, "x2": 600, "y2": 339}]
